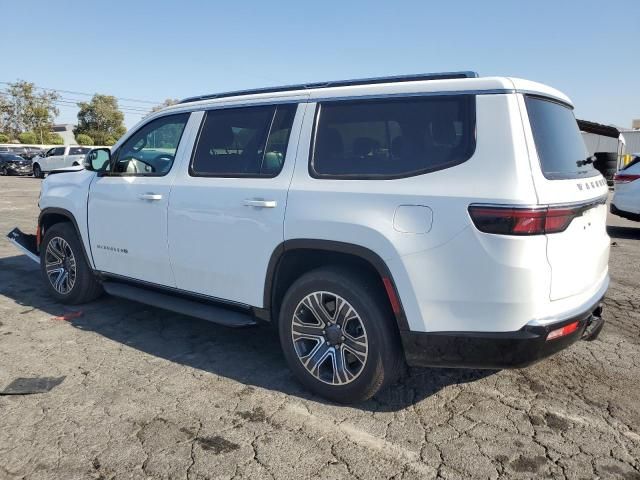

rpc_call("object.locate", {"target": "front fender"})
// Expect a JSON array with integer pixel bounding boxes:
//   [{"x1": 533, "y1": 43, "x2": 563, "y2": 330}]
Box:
[{"x1": 39, "y1": 170, "x2": 95, "y2": 267}]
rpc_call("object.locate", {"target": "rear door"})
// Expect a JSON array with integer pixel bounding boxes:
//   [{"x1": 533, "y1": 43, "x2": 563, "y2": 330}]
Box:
[
  {"x1": 66, "y1": 146, "x2": 90, "y2": 167},
  {"x1": 521, "y1": 95, "x2": 609, "y2": 301},
  {"x1": 168, "y1": 101, "x2": 306, "y2": 306}
]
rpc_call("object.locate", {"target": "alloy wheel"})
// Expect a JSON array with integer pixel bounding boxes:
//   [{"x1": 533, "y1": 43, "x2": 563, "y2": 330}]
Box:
[
  {"x1": 45, "y1": 237, "x2": 77, "y2": 295},
  {"x1": 291, "y1": 291, "x2": 368, "y2": 386}
]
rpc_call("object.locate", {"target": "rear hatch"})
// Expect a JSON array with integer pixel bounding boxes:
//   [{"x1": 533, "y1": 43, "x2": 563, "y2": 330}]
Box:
[{"x1": 523, "y1": 95, "x2": 609, "y2": 301}]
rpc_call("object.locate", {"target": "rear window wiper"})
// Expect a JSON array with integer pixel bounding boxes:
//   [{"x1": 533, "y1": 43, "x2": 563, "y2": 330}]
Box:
[{"x1": 576, "y1": 156, "x2": 595, "y2": 167}]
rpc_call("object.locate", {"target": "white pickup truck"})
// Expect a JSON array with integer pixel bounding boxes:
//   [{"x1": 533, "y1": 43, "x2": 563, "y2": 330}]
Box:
[{"x1": 32, "y1": 146, "x2": 92, "y2": 178}]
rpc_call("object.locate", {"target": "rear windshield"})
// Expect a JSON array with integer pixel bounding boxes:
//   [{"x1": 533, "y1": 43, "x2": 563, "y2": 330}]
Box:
[
  {"x1": 69, "y1": 147, "x2": 90, "y2": 155},
  {"x1": 525, "y1": 96, "x2": 596, "y2": 180}
]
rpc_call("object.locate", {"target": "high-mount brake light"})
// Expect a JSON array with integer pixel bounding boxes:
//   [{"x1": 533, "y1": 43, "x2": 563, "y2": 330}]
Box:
[
  {"x1": 613, "y1": 173, "x2": 640, "y2": 184},
  {"x1": 468, "y1": 205, "x2": 578, "y2": 235}
]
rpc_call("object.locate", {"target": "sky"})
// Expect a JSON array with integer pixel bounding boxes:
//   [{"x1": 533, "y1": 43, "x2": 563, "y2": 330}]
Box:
[{"x1": 1, "y1": 0, "x2": 638, "y2": 130}]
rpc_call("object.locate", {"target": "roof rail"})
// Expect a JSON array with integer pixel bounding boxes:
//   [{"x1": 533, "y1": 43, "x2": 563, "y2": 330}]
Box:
[{"x1": 178, "y1": 71, "x2": 479, "y2": 104}]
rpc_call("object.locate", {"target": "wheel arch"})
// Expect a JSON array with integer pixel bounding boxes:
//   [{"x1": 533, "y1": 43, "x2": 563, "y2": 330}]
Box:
[
  {"x1": 262, "y1": 239, "x2": 409, "y2": 331},
  {"x1": 39, "y1": 207, "x2": 93, "y2": 268}
]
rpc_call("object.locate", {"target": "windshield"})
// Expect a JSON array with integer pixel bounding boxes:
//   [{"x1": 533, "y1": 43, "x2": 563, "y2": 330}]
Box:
[{"x1": 525, "y1": 96, "x2": 597, "y2": 180}]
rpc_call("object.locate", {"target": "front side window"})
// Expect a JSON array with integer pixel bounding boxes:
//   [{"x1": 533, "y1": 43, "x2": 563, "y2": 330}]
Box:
[
  {"x1": 190, "y1": 104, "x2": 297, "y2": 177},
  {"x1": 525, "y1": 96, "x2": 595, "y2": 180},
  {"x1": 311, "y1": 95, "x2": 475, "y2": 178},
  {"x1": 53, "y1": 147, "x2": 65, "y2": 156},
  {"x1": 111, "y1": 113, "x2": 189, "y2": 176}
]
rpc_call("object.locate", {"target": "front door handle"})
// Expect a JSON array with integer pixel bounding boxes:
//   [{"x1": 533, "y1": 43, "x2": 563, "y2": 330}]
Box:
[
  {"x1": 139, "y1": 193, "x2": 163, "y2": 201},
  {"x1": 243, "y1": 199, "x2": 277, "y2": 208}
]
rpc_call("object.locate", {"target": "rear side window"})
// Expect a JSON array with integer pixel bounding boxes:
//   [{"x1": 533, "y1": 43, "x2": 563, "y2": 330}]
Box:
[
  {"x1": 525, "y1": 96, "x2": 596, "y2": 180},
  {"x1": 310, "y1": 95, "x2": 475, "y2": 178},
  {"x1": 190, "y1": 104, "x2": 297, "y2": 177},
  {"x1": 68, "y1": 147, "x2": 90, "y2": 155}
]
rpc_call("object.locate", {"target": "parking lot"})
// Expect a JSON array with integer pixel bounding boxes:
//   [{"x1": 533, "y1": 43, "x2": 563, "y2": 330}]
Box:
[{"x1": 0, "y1": 175, "x2": 638, "y2": 480}]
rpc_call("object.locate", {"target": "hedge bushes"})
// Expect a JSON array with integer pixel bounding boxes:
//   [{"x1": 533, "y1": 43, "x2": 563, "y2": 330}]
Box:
[
  {"x1": 48, "y1": 133, "x2": 64, "y2": 145},
  {"x1": 0, "y1": 133, "x2": 9, "y2": 143},
  {"x1": 18, "y1": 131, "x2": 38, "y2": 144},
  {"x1": 75, "y1": 134, "x2": 94, "y2": 146}
]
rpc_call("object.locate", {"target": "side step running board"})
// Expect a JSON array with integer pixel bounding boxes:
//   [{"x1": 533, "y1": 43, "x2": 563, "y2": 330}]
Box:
[
  {"x1": 102, "y1": 281, "x2": 256, "y2": 328},
  {"x1": 6, "y1": 228, "x2": 40, "y2": 264}
]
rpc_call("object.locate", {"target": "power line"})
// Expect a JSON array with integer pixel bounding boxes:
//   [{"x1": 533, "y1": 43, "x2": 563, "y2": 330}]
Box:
[
  {"x1": 0, "y1": 80, "x2": 162, "y2": 105},
  {"x1": 0, "y1": 89, "x2": 152, "y2": 113},
  {"x1": 0, "y1": 91, "x2": 151, "y2": 116}
]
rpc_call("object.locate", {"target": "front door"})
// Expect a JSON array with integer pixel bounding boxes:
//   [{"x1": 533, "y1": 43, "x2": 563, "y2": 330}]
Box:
[
  {"x1": 88, "y1": 112, "x2": 193, "y2": 286},
  {"x1": 168, "y1": 102, "x2": 306, "y2": 306}
]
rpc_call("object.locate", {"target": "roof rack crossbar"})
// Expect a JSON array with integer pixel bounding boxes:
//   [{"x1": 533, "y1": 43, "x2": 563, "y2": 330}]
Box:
[{"x1": 178, "y1": 71, "x2": 478, "y2": 104}]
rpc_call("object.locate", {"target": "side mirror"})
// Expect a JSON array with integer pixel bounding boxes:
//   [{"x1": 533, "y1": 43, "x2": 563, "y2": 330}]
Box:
[{"x1": 84, "y1": 148, "x2": 111, "y2": 173}]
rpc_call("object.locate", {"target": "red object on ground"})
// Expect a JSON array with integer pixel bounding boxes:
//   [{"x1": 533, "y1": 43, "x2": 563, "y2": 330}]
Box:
[{"x1": 52, "y1": 311, "x2": 83, "y2": 321}]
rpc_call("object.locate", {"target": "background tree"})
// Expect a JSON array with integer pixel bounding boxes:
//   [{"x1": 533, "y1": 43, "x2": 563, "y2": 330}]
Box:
[
  {"x1": 0, "y1": 80, "x2": 59, "y2": 143},
  {"x1": 74, "y1": 95, "x2": 126, "y2": 146},
  {"x1": 150, "y1": 98, "x2": 179, "y2": 114}
]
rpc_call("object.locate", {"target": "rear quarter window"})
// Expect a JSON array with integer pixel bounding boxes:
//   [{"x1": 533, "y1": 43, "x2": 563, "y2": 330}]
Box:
[
  {"x1": 525, "y1": 96, "x2": 597, "y2": 180},
  {"x1": 310, "y1": 95, "x2": 476, "y2": 179}
]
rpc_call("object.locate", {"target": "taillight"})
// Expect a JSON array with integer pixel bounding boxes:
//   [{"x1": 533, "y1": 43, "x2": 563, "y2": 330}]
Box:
[
  {"x1": 614, "y1": 173, "x2": 640, "y2": 184},
  {"x1": 468, "y1": 205, "x2": 578, "y2": 235}
]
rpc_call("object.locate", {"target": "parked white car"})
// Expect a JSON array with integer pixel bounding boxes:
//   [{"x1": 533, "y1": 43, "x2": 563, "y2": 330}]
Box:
[
  {"x1": 611, "y1": 154, "x2": 640, "y2": 221},
  {"x1": 7, "y1": 72, "x2": 609, "y2": 402},
  {"x1": 32, "y1": 145, "x2": 92, "y2": 178}
]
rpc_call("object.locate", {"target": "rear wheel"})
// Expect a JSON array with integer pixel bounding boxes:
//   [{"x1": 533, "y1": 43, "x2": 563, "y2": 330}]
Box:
[
  {"x1": 40, "y1": 222, "x2": 102, "y2": 304},
  {"x1": 278, "y1": 267, "x2": 403, "y2": 403}
]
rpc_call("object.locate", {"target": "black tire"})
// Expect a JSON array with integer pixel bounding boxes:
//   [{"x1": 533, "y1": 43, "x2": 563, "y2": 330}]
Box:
[
  {"x1": 40, "y1": 222, "x2": 103, "y2": 304},
  {"x1": 33, "y1": 164, "x2": 44, "y2": 178},
  {"x1": 0, "y1": 166, "x2": 8, "y2": 176},
  {"x1": 278, "y1": 266, "x2": 404, "y2": 403}
]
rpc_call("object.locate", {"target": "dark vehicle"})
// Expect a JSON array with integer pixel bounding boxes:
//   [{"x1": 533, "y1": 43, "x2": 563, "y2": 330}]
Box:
[
  {"x1": 0, "y1": 153, "x2": 33, "y2": 176},
  {"x1": 23, "y1": 147, "x2": 45, "y2": 160}
]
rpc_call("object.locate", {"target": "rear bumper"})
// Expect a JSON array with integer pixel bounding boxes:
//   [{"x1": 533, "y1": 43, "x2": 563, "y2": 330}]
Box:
[{"x1": 400, "y1": 299, "x2": 605, "y2": 369}]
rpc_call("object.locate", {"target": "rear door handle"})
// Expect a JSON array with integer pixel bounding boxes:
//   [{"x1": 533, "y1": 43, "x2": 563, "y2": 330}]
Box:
[
  {"x1": 139, "y1": 193, "x2": 163, "y2": 201},
  {"x1": 243, "y1": 199, "x2": 277, "y2": 208}
]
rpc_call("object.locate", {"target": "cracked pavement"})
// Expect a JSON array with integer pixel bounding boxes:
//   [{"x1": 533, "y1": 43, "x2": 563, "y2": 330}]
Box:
[{"x1": 0, "y1": 176, "x2": 639, "y2": 479}]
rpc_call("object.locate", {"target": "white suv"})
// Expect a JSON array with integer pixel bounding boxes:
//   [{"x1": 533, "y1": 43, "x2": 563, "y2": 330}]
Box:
[
  {"x1": 7, "y1": 72, "x2": 610, "y2": 402},
  {"x1": 32, "y1": 145, "x2": 92, "y2": 178}
]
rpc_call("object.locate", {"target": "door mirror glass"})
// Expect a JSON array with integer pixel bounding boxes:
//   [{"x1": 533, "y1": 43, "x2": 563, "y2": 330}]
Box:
[{"x1": 84, "y1": 148, "x2": 111, "y2": 172}]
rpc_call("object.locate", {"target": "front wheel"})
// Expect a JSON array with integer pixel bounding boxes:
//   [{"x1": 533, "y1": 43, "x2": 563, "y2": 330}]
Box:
[
  {"x1": 278, "y1": 267, "x2": 403, "y2": 403},
  {"x1": 33, "y1": 164, "x2": 44, "y2": 178},
  {"x1": 40, "y1": 222, "x2": 103, "y2": 304},
  {"x1": 0, "y1": 166, "x2": 7, "y2": 176}
]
